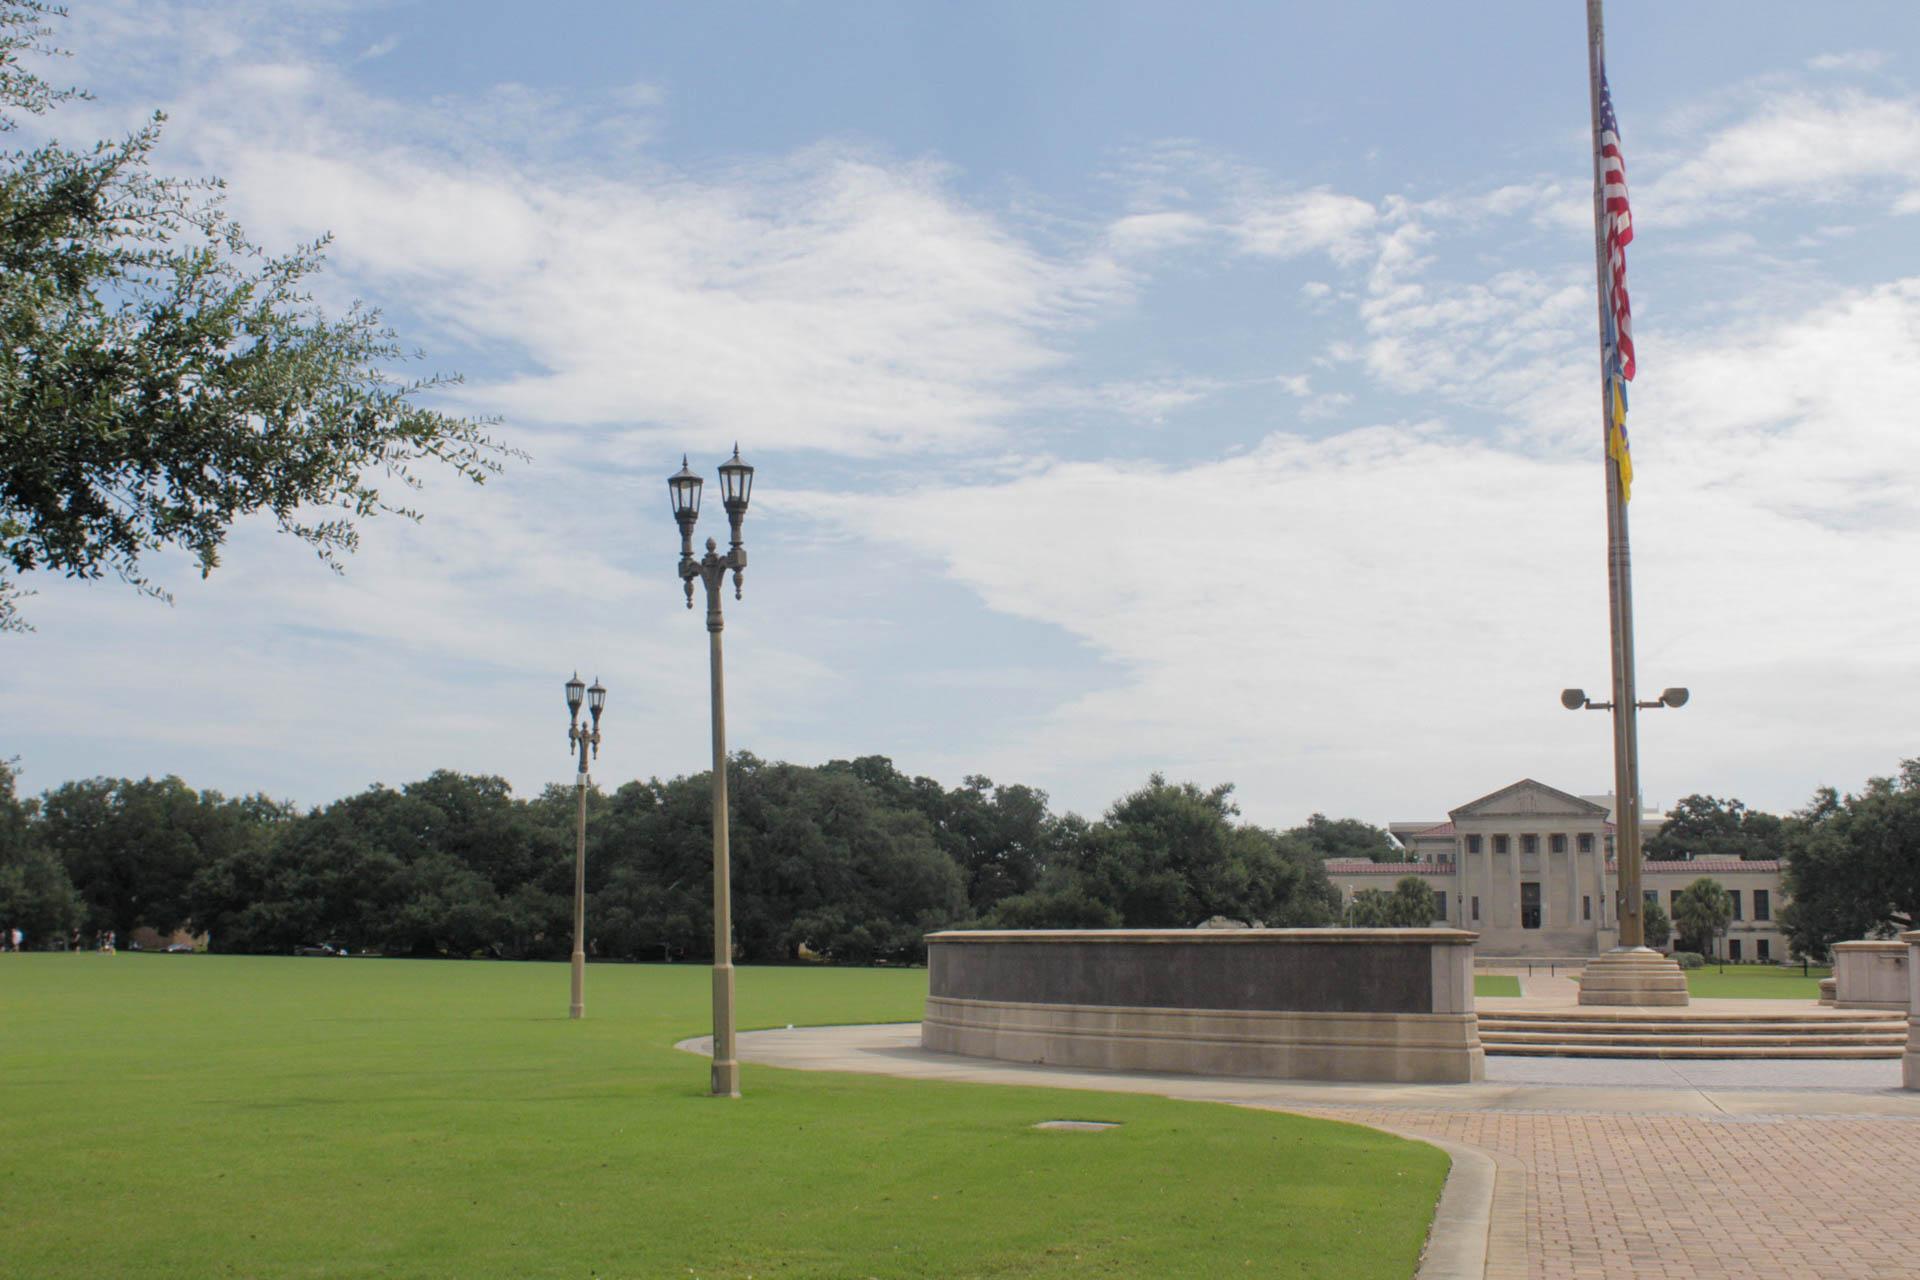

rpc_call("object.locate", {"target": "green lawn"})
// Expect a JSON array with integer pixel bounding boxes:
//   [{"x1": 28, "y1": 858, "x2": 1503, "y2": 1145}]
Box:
[
  {"x1": 0, "y1": 955, "x2": 1445, "y2": 1279},
  {"x1": 1685, "y1": 964, "x2": 1831, "y2": 1000},
  {"x1": 1473, "y1": 974, "x2": 1521, "y2": 998}
]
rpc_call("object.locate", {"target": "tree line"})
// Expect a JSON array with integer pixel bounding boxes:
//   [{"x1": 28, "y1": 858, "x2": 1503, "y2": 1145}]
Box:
[
  {"x1": 0, "y1": 756, "x2": 1400, "y2": 962},
  {"x1": 5, "y1": 755, "x2": 1913, "y2": 962}
]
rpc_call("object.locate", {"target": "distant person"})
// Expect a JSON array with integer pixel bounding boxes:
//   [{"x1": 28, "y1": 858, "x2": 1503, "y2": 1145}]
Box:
[
  {"x1": 102, "y1": 931, "x2": 115, "y2": 955},
  {"x1": 11, "y1": 927, "x2": 23, "y2": 952},
  {"x1": 69, "y1": 928, "x2": 81, "y2": 953}
]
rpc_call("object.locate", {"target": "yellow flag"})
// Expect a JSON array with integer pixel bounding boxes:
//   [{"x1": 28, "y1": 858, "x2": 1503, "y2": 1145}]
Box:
[{"x1": 1608, "y1": 378, "x2": 1633, "y2": 502}]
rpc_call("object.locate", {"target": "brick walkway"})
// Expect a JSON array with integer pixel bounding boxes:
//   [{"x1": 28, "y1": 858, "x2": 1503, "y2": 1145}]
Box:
[
  {"x1": 1302, "y1": 1107, "x2": 1920, "y2": 1279},
  {"x1": 713, "y1": 1023, "x2": 1920, "y2": 1279}
]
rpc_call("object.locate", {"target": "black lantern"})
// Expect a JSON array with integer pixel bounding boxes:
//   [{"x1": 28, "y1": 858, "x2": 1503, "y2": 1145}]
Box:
[
  {"x1": 587, "y1": 677, "x2": 607, "y2": 723},
  {"x1": 718, "y1": 444, "x2": 753, "y2": 517},
  {"x1": 566, "y1": 671, "x2": 586, "y2": 718},
  {"x1": 669, "y1": 456, "x2": 703, "y2": 522}
]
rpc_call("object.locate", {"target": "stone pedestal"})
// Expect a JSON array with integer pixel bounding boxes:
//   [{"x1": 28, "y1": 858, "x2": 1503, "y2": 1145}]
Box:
[
  {"x1": 1576, "y1": 946, "x2": 1690, "y2": 1006},
  {"x1": 1833, "y1": 940, "x2": 1910, "y2": 1010},
  {"x1": 1903, "y1": 931, "x2": 1920, "y2": 1092}
]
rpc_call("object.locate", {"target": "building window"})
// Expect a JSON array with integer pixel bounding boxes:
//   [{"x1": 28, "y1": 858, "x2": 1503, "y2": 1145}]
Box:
[
  {"x1": 1644, "y1": 889, "x2": 1658, "y2": 909},
  {"x1": 1521, "y1": 834, "x2": 1539, "y2": 855},
  {"x1": 1670, "y1": 889, "x2": 1683, "y2": 915},
  {"x1": 1577, "y1": 833, "x2": 1595, "y2": 853},
  {"x1": 1728, "y1": 939, "x2": 1742, "y2": 962},
  {"x1": 1471, "y1": 896, "x2": 1480, "y2": 922},
  {"x1": 1754, "y1": 890, "x2": 1770, "y2": 921},
  {"x1": 1729, "y1": 890, "x2": 1742, "y2": 921},
  {"x1": 1465, "y1": 834, "x2": 1482, "y2": 854},
  {"x1": 1583, "y1": 894, "x2": 1592, "y2": 921},
  {"x1": 1435, "y1": 892, "x2": 1448, "y2": 920},
  {"x1": 1606, "y1": 835, "x2": 1615, "y2": 855},
  {"x1": 1520, "y1": 881, "x2": 1542, "y2": 929},
  {"x1": 1492, "y1": 835, "x2": 1510, "y2": 855},
  {"x1": 1550, "y1": 833, "x2": 1568, "y2": 854},
  {"x1": 1758, "y1": 939, "x2": 1771, "y2": 962}
]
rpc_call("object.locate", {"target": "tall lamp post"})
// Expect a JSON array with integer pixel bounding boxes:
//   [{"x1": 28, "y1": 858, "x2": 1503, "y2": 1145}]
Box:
[
  {"x1": 669, "y1": 447, "x2": 755, "y2": 1098},
  {"x1": 565, "y1": 672, "x2": 606, "y2": 1020}
]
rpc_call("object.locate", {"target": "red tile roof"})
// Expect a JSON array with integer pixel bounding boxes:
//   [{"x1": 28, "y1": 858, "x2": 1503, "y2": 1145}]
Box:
[
  {"x1": 1323, "y1": 858, "x2": 1783, "y2": 875},
  {"x1": 1638, "y1": 859, "x2": 1782, "y2": 874}
]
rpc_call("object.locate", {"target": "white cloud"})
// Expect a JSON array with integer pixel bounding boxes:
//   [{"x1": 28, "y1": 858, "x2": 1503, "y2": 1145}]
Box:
[
  {"x1": 1106, "y1": 210, "x2": 1208, "y2": 255},
  {"x1": 1809, "y1": 51, "x2": 1889, "y2": 74},
  {"x1": 1231, "y1": 187, "x2": 1380, "y2": 265},
  {"x1": 126, "y1": 62, "x2": 1127, "y2": 460},
  {"x1": 1646, "y1": 90, "x2": 1920, "y2": 224},
  {"x1": 795, "y1": 278, "x2": 1920, "y2": 822}
]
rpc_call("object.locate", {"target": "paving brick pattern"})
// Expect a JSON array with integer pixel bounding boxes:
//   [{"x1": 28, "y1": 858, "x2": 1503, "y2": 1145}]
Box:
[{"x1": 1310, "y1": 1106, "x2": 1920, "y2": 1279}]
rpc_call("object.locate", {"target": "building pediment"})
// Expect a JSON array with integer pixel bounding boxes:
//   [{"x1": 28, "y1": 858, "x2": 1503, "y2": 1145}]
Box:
[{"x1": 1449, "y1": 779, "x2": 1611, "y2": 823}]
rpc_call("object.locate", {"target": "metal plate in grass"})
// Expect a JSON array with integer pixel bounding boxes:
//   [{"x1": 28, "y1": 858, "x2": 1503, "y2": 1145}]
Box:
[{"x1": 1032, "y1": 1120, "x2": 1120, "y2": 1131}]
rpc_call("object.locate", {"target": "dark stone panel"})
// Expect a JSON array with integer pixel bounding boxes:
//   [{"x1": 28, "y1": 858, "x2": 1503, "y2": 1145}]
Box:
[{"x1": 929, "y1": 940, "x2": 1433, "y2": 1014}]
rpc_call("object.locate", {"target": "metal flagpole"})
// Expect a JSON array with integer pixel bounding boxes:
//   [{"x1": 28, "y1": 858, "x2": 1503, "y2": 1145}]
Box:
[{"x1": 1585, "y1": 0, "x2": 1645, "y2": 951}]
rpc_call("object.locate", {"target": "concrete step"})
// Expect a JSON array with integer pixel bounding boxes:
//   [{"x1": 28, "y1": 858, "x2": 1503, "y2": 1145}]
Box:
[
  {"x1": 1476, "y1": 1005, "x2": 1908, "y2": 1057},
  {"x1": 1481, "y1": 1030, "x2": 1904, "y2": 1045},
  {"x1": 1485, "y1": 1042, "x2": 1902, "y2": 1060},
  {"x1": 1479, "y1": 1017, "x2": 1903, "y2": 1032}
]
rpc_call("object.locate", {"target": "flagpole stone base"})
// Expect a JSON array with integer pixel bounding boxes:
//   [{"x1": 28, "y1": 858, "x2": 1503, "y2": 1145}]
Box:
[{"x1": 1577, "y1": 946, "x2": 1690, "y2": 1006}]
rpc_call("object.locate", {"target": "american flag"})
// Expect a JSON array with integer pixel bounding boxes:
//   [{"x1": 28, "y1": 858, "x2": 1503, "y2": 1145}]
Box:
[{"x1": 1598, "y1": 68, "x2": 1635, "y2": 382}]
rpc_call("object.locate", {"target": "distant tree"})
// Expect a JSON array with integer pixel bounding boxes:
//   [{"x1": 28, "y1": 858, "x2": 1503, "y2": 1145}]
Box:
[
  {"x1": 1780, "y1": 761, "x2": 1920, "y2": 958},
  {"x1": 0, "y1": 1, "x2": 513, "y2": 632},
  {"x1": 730, "y1": 756, "x2": 965, "y2": 964},
  {"x1": 40, "y1": 775, "x2": 283, "y2": 938},
  {"x1": 1286, "y1": 813, "x2": 1399, "y2": 862},
  {"x1": 1671, "y1": 878, "x2": 1733, "y2": 957},
  {"x1": 991, "y1": 776, "x2": 1338, "y2": 930},
  {"x1": 822, "y1": 757, "x2": 1049, "y2": 915},
  {"x1": 1645, "y1": 794, "x2": 1786, "y2": 862},
  {"x1": 591, "y1": 756, "x2": 967, "y2": 964},
  {"x1": 0, "y1": 758, "x2": 80, "y2": 943},
  {"x1": 1342, "y1": 888, "x2": 1395, "y2": 927},
  {"x1": 1642, "y1": 898, "x2": 1672, "y2": 949},
  {"x1": 1342, "y1": 877, "x2": 1439, "y2": 928}
]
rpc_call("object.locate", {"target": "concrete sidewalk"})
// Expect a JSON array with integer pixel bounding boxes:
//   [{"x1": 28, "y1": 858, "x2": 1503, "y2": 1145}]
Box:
[{"x1": 688, "y1": 1023, "x2": 1920, "y2": 1279}]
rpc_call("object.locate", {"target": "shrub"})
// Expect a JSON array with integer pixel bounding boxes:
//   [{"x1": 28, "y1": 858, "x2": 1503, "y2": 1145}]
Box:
[{"x1": 1670, "y1": 950, "x2": 1705, "y2": 969}]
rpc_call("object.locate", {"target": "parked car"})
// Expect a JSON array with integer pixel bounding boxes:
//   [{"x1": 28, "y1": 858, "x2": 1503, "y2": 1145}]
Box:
[{"x1": 294, "y1": 942, "x2": 349, "y2": 957}]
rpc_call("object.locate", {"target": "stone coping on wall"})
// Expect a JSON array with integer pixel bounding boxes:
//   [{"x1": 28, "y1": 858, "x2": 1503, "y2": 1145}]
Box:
[
  {"x1": 1833, "y1": 940, "x2": 1908, "y2": 953},
  {"x1": 925, "y1": 927, "x2": 1480, "y2": 946}
]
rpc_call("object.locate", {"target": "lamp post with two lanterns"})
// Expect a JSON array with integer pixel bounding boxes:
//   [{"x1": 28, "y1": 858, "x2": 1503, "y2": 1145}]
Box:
[
  {"x1": 668, "y1": 447, "x2": 754, "y2": 1099},
  {"x1": 564, "y1": 672, "x2": 605, "y2": 1020},
  {"x1": 1559, "y1": 682, "x2": 1687, "y2": 949}
]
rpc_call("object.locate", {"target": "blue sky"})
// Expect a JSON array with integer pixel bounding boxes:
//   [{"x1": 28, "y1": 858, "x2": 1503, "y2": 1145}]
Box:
[{"x1": 6, "y1": 1, "x2": 1920, "y2": 828}]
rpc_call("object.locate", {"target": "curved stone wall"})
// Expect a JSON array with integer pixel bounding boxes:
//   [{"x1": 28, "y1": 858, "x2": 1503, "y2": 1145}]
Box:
[{"x1": 923, "y1": 928, "x2": 1484, "y2": 1084}]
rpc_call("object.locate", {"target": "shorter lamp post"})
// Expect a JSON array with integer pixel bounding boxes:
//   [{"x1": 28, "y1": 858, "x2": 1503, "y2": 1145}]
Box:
[
  {"x1": 669, "y1": 447, "x2": 754, "y2": 1098},
  {"x1": 565, "y1": 672, "x2": 606, "y2": 1020}
]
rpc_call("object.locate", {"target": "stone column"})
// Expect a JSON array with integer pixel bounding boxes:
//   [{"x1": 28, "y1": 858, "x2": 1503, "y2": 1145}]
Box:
[
  {"x1": 1559, "y1": 844, "x2": 1574, "y2": 924},
  {"x1": 1592, "y1": 842, "x2": 1609, "y2": 930},
  {"x1": 1457, "y1": 842, "x2": 1470, "y2": 927},
  {"x1": 1904, "y1": 930, "x2": 1919, "y2": 1092},
  {"x1": 1506, "y1": 841, "x2": 1520, "y2": 931}
]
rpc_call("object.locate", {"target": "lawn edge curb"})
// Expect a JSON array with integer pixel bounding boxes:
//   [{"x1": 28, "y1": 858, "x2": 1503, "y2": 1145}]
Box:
[{"x1": 1364, "y1": 1127, "x2": 1499, "y2": 1280}]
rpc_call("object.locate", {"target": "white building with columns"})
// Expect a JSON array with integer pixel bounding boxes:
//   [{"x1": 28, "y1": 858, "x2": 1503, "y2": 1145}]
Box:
[{"x1": 1324, "y1": 779, "x2": 1791, "y2": 960}]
